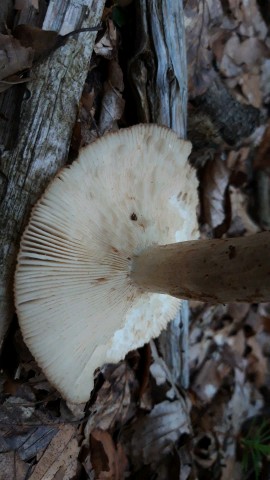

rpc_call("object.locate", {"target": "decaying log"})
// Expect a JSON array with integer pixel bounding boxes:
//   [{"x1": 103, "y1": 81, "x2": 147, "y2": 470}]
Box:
[
  {"x1": 129, "y1": 0, "x2": 190, "y2": 387},
  {"x1": 129, "y1": 0, "x2": 188, "y2": 135},
  {"x1": 0, "y1": 0, "x2": 105, "y2": 345}
]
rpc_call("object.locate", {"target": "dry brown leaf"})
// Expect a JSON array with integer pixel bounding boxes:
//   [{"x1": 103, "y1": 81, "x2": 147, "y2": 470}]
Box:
[
  {"x1": 258, "y1": 303, "x2": 270, "y2": 332},
  {"x1": 232, "y1": 37, "x2": 268, "y2": 67},
  {"x1": 226, "y1": 329, "x2": 246, "y2": 358},
  {"x1": 245, "y1": 308, "x2": 263, "y2": 334},
  {"x1": 0, "y1": 74, "x2": 30, "y2": 93},
  {"x1": 227, "y1": 186, "x2": 260, "y2": 236},
  {"x1": 123, "y1": 400, "x2": 191, "y2": 468},
  {"x1": 0, "y1": 451, "x2": 28, "y2": 480},
  {"x1": 82, "y1": 89, "x2": 95, "y2": 113},
  {"x1": 202, "y1": 158, "x2": 230, "y2": 230},
  {"x1": 261, "y1": 58, "x2": 270, "y2": 103},
  {"x1": 246, "y1": 337, "x2": 267, "y2": 387},
  {"x1": 220, "y1": 457, "x2": 243, "y2": 480},
  {"x1": 99, "y1": 59, "x2": 125, "y2": 134},
  {"x1": 227, "y1": 303, "x2": 250, "y2": 323},
  {"x1": 29, "y1": 424, "x2": 79, "y2": 480},
  {"x1": 0, "y1": 33, "x2": 33, "y2": 92},
  {"x1": 94, "y1": 19, "x2": 117, "y2": 59},
  {"x1": 13, "y1": 24, "x2": 100, "y2": 65},
  {"x1": 77, "y1": 85, "x2": 99, "y2": 147},
  {"x1": 193, "y1": 432, "x2": 218, "y2": 469},
  {"x1": 84, "y1": 363, "x2": 137, "y2": 440},
  {"x1": 192, "y1": 357, "x2": 232, "y2": 402},
  {"x1": 15, "y1": 0, "x2": 39, "y2": 9},
  {"x1": 0, "y1": 34, "x2": 33, "y2": 78},
  {"x1": 149, "y1": 362, "x2": 167, "y2": 386},
  {"x1": 211, "y1": 30, "x2": 231, "y2": 67},
  {"x1": 219, "y1": 35, "x2": 243, "y2": 78},
  {"x1": 13, "y1": 25, "x2": 69, "y2": 62},
  {"x1": 226, "y1": 147, "x2": 250, "y2": 187},
  {"x1": 253, "y1": 121, "x2": 270, "y2": 170},
  {"x1": 185, "y1": 0, "x2": 223, "y2": 96},
  {"x1": 108, "y1": 59, "x2": 124, "y2": 91},
  {"x1": 220, "y1": 35, "x2": 267, "y2": 106},
  {"x1": 0, "y1": 398, "x2": 58, "y2": 461},
  {"x1": 90, "y1": 429, "x2": 128, "y2": 480},
  {"x1": 238, "y1": 0, "x2": 268, "y2": 40}
]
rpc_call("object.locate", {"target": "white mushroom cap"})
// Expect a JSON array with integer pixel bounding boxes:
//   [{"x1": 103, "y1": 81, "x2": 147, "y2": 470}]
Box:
[{"x1": 15, "y1": 124, "x2": 199, "y2": 403}]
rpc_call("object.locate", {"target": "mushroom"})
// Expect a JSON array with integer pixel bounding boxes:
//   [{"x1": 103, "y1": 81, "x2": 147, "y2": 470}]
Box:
[{"x1": 14, "y1": 124, "x2": 270, "y2": 403}]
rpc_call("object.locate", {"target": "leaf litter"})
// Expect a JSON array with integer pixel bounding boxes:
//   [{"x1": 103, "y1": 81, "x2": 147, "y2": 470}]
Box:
[{"x1": 1, "y1": 0, "x2": 270, "y2": 478}]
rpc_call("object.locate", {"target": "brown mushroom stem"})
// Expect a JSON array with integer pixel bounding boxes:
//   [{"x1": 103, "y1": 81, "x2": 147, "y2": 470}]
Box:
[{"x1": 131, "y1": 232, "x2": 270, "y2": 303}]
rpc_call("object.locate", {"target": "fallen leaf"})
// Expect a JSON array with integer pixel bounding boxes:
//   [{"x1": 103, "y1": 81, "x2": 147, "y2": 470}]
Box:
[
  {"x1": 94, "y1": 19, "x2": 117, "y2": 59},
  {"x1": 193, "y1": 432, "x2": 218, "y2": 469},
  {"x1": 253, "y1": 121, "x2": 270, "y2": 170},
  {"x1": 238, "y1": 0, "x2": 268, "y2": 40},
  {"x1": 244, "y1": 307, "x2": 263, "y2": 334},
  {"x1": 258, "y1": 303, "x2": 270, "y2": 330},
  {"x1": 202, "y1": 158, "x2": 230, "y2": 231},
  {"x1": 236, "y1": 38, "x2": 268, "y2": 68},
  {"x1": 149, "y1": 362, "x2": 167, "y2": 386},
  {"x1": 226, "y1": 147, "x2": 250, "y2": 187},
  {"x1": 227, "y1": 303, "x2": 250, "y2": 323},
  {"x1": 98, "y1": 59, "x2": 125, "y2": 134},
  {"x1": 107, "y1": 59, "x2": 124, "y2": 91},
  {"x1": 90, "y1": 429, "x2": 128, "y2": 480},
  {"x1": 185, "y1": 0, "x2": 223, "y2": 96},
  {"x1": 84, "y1": 363, "x2": 138, "y2": 439},
  {"x1": 0, "y1": 74, "x2": 30, "y2": 93},
  {"x1": 261, "y1": 58, "x2": 270, "y2": 104},
  {"x1": 0, "y1": 451, "x2": 28, "y2": 480},
  {"x1": 246, "y1": 337, "x2": 267, "y2": 387},
  {"x1": 15, "y1": 0, "x2": 39, "y2": 9},
  {"x1": 191, "y1": 357, "x2": 232, "y2": 402},
  {"x1": 29, "y1": 424, "x2": 80, "y2": 480},
  {"x1": 219, "y1": 35, "x2": 243, "y2": 78},
  {"x1": 13, "y1": 24, "x2": 101, "y2": 64},
  {"x1": 220, "y1": 457, "x2": 243, "y2": 480},
  {"x1": 0, "y1": 398, "x2": 58, "y2": 461},
  {"x1": 0, "y1": 33, "x2": 33, "y2": 92},
  {"x1": 211, "y1": 30, "x2": 231, "y2": 65},
  {"x1": 122, "y1": 400, "x2": 191, "y2": 468},
  {"x1": 12, "y1": 25, "x2": 60, "y2": 61},
  {"x1": 227, "y1": 186, "x2": 260, "y2": 236}
]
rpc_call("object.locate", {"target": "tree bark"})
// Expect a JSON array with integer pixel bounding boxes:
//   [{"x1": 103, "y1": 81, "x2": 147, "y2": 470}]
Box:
[
  {"x1": 129, "y1": 0, "x2": 190, "y2": 387},
  {"x1": 129, "y1": 0, "x2": 188, "y2": 136},
  {"x1": 0, "y1": 0, "x2": 105, "y2": 345}
]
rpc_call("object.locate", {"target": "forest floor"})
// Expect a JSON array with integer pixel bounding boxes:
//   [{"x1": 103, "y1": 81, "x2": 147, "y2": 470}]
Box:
[{"x1": 1, "y1": 0, "x2": 270, "y2": 479}]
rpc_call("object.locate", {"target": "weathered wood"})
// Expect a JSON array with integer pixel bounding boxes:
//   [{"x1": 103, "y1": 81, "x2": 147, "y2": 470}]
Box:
[
  {"x1": 0, "y1": 0, "x2": 105, "y2": 344},
  {"x1": 129, "y1": 0, "x2": 190, "y2": 386},
  {"x1": 129, "y1": 0, "x2": 188, "y2": 136}
]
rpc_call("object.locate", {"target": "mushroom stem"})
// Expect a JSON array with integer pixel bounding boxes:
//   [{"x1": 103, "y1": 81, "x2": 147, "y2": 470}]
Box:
[{"x1": 131, "y1": 232, "x2": 270, "y2": 303}]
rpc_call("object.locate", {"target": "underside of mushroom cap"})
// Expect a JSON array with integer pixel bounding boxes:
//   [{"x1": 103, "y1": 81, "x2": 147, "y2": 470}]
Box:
[{"x1": 15, "y1": 124, "x2": 199, "y2": 403}]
